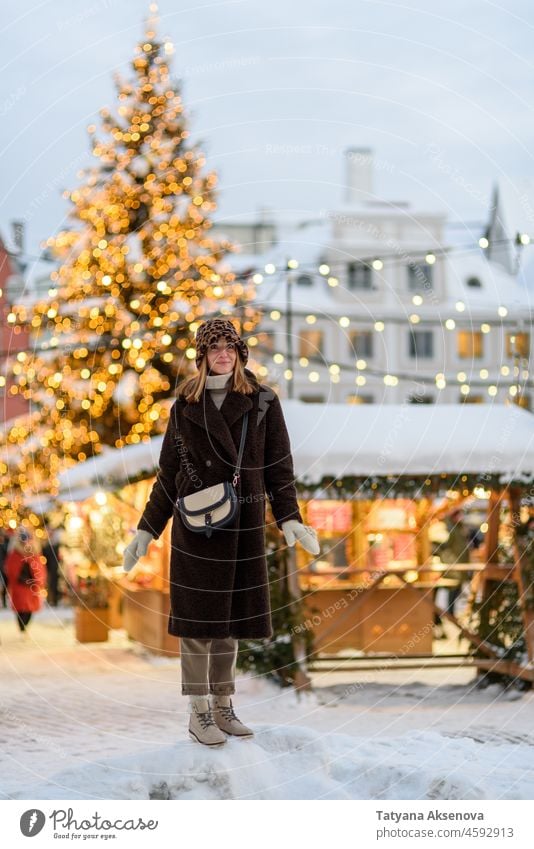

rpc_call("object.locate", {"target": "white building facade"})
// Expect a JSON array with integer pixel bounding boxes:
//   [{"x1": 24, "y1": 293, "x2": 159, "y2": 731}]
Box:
[{"x1": 214, "y1": 148, "x2": 533, "y2": 409}]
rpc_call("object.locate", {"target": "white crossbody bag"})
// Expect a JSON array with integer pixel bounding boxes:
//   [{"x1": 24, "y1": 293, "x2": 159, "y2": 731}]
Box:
[{"x1": 175, "y1": 411, "x2": 249, "y2": 538}]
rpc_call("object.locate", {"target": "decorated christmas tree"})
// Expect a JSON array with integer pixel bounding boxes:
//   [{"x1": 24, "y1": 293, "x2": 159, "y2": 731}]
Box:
[{"x1": 0, "y1": 3, "x2": 257, "y2": 531}]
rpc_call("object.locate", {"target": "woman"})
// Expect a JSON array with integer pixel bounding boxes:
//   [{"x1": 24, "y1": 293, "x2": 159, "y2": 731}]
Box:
[
  {"x1": 124, "y1": 317, "x2": 319, "y2": 746},
  {"x1": 5, "y1": 527, "x2": 47, "y2": 639}
]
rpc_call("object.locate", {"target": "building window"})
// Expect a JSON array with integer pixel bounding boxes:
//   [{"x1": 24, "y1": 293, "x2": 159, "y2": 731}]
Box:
[
  {"x1": 457, "y1": 330, "x2": 483, "y2": 359},
  {"x1": 299, "y1": 329, "x2": 323, "y2": 358},
  {"x1": 347, "y1": 261, "x2": 372, "y2": 290},
  {"x1": 299, "y1": 394, "x2": 326, "y2": 403},
  {"x1": 407, "y1": 262, "x2": 433, "y2": 292},
  {"x1": 506, "y1": 331, "x2": 530, "y2": 358},
  {"x1": 347, "y1": 394, "x2": 374, "y2": 404},
  {"x1": 466, "y1": 276, "x2": 482, "y2": 288},
  {"x1": 408, "y1": 330, "x2": 434, "y2": 358},
  {"x1": 348, "y1": 329, "x2": 373, "y2": 358},
  {"x1": 460, "y1": 393, "x2": 484, "y2": 404},
  {"x1": 407, "y1": 393, "x2": 434, "y2": 404}
]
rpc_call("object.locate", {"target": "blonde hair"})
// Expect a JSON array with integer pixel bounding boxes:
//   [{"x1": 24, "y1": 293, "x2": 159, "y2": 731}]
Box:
[{"x1": 176, "y1": 351, "x2": 258, "y2": 403}]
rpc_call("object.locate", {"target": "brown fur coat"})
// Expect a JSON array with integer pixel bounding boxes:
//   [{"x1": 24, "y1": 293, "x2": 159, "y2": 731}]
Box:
[{"x1": 137, "y1": 368, "x2": 303, "y2": 638}]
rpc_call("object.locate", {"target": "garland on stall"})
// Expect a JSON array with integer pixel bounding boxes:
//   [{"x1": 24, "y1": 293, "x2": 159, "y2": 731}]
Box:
[
  {"x1": 90, "y1": 465, "x2": 530, "y2": 504},
  {"x1": 294, "y1": 472, "x2": 511, "y2": 500}
]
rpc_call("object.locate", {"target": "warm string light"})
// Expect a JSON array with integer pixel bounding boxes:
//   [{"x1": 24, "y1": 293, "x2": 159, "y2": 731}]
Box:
[
  {"x1": 248, "y1": 330, "x2": 531, "y2": 394},
  {"x1": 3, "y1": 288, "x2": 531, "y2": 410},
  {"x1": 247, "y1": 249, "x2": 531, "y2": 395},
  {"x1": 4, "y1": 272, "x2": 530, "y2": 404},
  {"x1": 8, "y1": 230, "x2": 534, "y2": 289}
]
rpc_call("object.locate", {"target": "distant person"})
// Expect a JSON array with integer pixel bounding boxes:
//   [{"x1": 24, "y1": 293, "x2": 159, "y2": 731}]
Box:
[
  {"x1": 468, "y1": 526, "x2": 484, "y2": 550},
  {"x1": 440, "y1": 508, "x2": 471, "y2": 615},
  {"x1": 5, "y1": 527, "x2": 47, "y2": 638},
  {"x1": 42, "y1": 526, "x2": 62, "y2": 607},
  {"x1": 0, "y1": 529, "x2": 9, "y2": 608}
]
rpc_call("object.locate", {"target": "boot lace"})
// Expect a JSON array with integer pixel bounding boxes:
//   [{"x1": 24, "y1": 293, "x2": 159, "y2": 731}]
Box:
[
  {"x1": 217, "y1": 703, "x2": 239, "y2": 723},
  {"x1": 195, "y1": 708, "x2": 218, "y2": 730}
]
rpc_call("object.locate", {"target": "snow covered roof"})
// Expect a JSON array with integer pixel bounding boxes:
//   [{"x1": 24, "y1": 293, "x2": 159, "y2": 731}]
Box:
[
  {"x1": 221, "y1": 219, "x2": 331, "y2": 276},
  {"x1": 56, "y1": 401, "x2": 534, "y2": 502},
  {"x1": 330, "y1": 198, "x2": 448, "y2": 220},
  {"x1": 253, "y1": 275, "x2": 340, "y2": 315},
  {"x1": 249, "y1": 254, "x2": 534, "y2": 319},
  {"x1": 284, "y1": 400, "x2": 534, "y2": 482},
  {"x1": 225, "y1": 220, "x2": 533, "y2": 317},
  {"x1": 57, "y1": 441, "x2": 159, "y2": 502},
  {"x1": 444, "y1": 252, "x2": 533, "y2": 312}
]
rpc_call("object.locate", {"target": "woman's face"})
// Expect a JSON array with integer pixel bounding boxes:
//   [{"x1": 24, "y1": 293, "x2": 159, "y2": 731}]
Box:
[{"x1": 206, "y1": 337, "x2": 237, "y2": 375}]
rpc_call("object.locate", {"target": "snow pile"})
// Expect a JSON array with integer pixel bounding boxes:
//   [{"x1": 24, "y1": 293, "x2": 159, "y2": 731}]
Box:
[
  {"x1": 10, "y1": 723, "x2": 534, "y2": 801},
  {"x1": 2, "y1": 619, "x2": 533, "y2": 802}
]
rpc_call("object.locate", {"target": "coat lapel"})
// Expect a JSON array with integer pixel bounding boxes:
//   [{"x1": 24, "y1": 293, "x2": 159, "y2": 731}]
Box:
[{"x1": 182, "y1": 389, "x2": 254, "y2": 466}]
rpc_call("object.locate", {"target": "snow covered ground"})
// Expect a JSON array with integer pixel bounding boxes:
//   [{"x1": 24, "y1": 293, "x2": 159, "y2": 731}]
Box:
[{"x1": 1, "y1": 606, "x2": 533, "y2": 800}]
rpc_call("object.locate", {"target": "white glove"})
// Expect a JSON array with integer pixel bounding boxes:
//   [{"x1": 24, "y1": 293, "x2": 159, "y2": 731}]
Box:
[
  {"x1": 281, "y1": 520, "x2": 320, "y2": 555},
  {"x1": 122, "y1": 530, "x2": 154, "y2": 572}
]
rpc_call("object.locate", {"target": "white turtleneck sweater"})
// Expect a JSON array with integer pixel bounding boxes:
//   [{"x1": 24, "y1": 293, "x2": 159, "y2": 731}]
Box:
[{"x1": 205, "y1": 371, "x2": 232, "y2": 410}]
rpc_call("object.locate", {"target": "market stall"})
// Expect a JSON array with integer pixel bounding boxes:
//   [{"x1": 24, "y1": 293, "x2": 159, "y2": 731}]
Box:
[{"x1": 283, "y1": 401, "x2": 534, "y2": 679}]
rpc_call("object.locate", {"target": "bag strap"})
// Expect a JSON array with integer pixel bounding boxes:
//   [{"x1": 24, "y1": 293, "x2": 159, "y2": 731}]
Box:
[{"x1": 232, "y1": 411, "x2": 249, "y2": 486}]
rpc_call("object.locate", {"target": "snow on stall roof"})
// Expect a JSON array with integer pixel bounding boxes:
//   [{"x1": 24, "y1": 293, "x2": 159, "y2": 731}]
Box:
[
  {"x1": 56, "y1": 401, "x2": 534, "y2": 501},
  {"x1": 57, "y1": 439, "x2": 162, "y2": 501},
  {"x1": 284, "y1": 400, "x2": 534, "y2": 482}
]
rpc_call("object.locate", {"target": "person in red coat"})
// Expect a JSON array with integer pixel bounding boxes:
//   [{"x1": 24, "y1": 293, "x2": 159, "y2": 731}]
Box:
[{"x1": 5, "y1": 527, "x2": 47, "y2": 635}]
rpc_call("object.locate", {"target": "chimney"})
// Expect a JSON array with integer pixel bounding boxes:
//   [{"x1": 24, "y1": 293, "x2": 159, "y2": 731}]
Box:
[
  {"x1": 11, "y1": 220, "x2": 25, "y2": 254},
  {"x1": 344, "y1": 147, "x2": 373, "y2": 204}
]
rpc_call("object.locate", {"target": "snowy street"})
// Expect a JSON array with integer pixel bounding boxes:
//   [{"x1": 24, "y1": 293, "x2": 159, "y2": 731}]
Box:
[{"x1": 1, "y1": 607, "x2": 533, "y2": 801}]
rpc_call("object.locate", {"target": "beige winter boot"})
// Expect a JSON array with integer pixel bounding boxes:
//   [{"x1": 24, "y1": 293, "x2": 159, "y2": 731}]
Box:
[
  {"x1": 211, "y1": 696, "x2": 254, "y2": 737},
  {"x1": 188, "y1": 697, "x2": 227, "y2": 746}
]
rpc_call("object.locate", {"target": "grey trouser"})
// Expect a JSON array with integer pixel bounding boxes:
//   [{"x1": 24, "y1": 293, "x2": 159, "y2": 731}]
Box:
[{"x1": 180, "y1": 636, "x2": 238, "y2": 695}]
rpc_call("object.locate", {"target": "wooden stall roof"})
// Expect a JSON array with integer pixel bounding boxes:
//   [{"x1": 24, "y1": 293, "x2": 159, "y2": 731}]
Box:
[{"x1": 55, "y1": 401, "x2": 534, "y2": 502}]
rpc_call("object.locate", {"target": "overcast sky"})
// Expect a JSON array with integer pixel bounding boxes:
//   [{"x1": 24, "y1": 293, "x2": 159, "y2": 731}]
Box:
[{"x1": 2, "y1": 0, "x2": 534, "y2": 264}]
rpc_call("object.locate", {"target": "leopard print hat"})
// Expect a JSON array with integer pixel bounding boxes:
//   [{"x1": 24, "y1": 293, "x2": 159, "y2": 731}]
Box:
[{"x1": 194, "y1": 317, "x2": 249, "y2": 368}]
